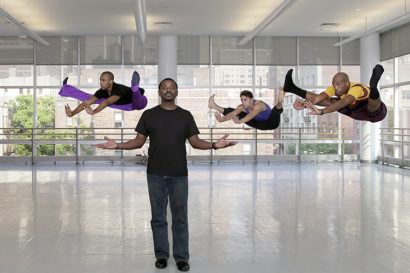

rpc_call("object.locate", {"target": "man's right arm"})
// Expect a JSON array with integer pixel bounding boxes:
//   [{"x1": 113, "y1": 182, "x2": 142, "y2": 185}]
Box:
[
  {"x1": 66, "y1": 96, "x2": 99, "y2": 117},
  {"x1": 95, "y1": 133, "x2": 147, "y2": 150},
  {"x1": 117, "y1": 133, "x2": 147, "y2": 150}
]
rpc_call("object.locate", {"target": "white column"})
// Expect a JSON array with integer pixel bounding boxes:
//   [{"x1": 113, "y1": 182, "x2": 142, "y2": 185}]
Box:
[
  {"x1": 359, "y1": 33, "x2": 380, "y2": 163},
  {"x1": 158, "y1": 36, "x2": 178, "y2": 82}
]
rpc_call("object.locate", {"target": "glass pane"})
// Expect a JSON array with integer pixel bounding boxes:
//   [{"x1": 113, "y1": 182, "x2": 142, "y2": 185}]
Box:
[
  {"x1": 380, "y1": 87, "x2": 394, "y2": 128},
  {"x1": 80, "y1": 36, "x2": 122, "y2": 65},
  {"x1": 380, "y1": 31, "x2": 393, "y2": 61},
  {"x1": 398, "y1": 85, "x2": 410, "y2": 128},
  {"x1": 0, "y1": 65, "x2": 34, "y2": 86},
  {"x1": 212, "y1": 36, "x2": 253, "y2": 65},
  {"x1": 340, "y1": 115, "x2": 360, "y2": 142},
  {"x1": 298, "y1": 66, "x2": 338, "y2": 87},
  {"x1": 123, "y1": 35, "x2": 158, "y2": 65},
  {"x1": 177, "y1": 65, "x2": 209, "y2": 87},
  {"x1": 1, "y1": 89, "x2": 34, "y2": 157},
  {"x1": 255, "y1": 66, "x2": 295, "y2": 88},
  {"x1": 341, "y1": 40, "x2": 360, "y2": 65},
  {"x1": 341, "y1": 65, "x2": 360, "y2": 83},
  {"x1": 0, "y1": 37, "x2": 33, "y2": 64},
  {"x1": 380, "y1": 59, "x2": 393, "y2": 86},
  {"x1": 79, "y1": 65, "x2": 123, "y2": 86},
  {"x1": 255, "y1": 36, "x2": 297, "y2": 65},
  {"x1": 36, "y1": 36, "x2": 78, "y2": 65},
  {"x1": 37, "y1": 65, "x2": 78, "y2": 86},
  {"x1": 213, "y1": 65, "x2": 253, "y2": 87},
  {"x1": 396, "y1": 54, "x2": 410, "y2": 83},
  {"x1": 178, "y1": 36, "x2": 210, "y2": 65},
  {"x1": 177, "y1": 88, "x2": 209, "y2": 128},
  {"x1": 299, "y1": 37, "x2": 340, "y2": 65},
  {"x1": 124, "y1": 65, "x2": 158, "y2": 87}
]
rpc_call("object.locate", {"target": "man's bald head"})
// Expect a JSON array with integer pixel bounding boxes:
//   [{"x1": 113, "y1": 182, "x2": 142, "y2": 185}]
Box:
[
  {"x1": 333, "y1": 72, "x2": 349, "y2": 84},
  {"x1": 332, "y1": 72, "x2": 351, "y2": 96}
]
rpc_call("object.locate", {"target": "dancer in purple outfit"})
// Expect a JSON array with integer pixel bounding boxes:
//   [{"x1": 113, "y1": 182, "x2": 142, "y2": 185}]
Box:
[{"x1": 60, "y1": 71, "x2": 147, "y2": 117}]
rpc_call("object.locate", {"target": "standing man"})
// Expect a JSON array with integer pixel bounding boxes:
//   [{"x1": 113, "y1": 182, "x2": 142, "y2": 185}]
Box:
[{"x1": 95, "y1": 78, "x2": 237, "y2": 271}]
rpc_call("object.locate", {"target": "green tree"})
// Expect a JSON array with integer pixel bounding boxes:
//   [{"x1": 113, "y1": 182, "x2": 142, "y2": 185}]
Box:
[
  {"x1": 9, "y1": 95, "x2": 55, "y2": 155},
  {"x1": 287, "y1": 143, "x2": 338, "y2": 155},
  {"x1": 9, "y1": 94, "x2": 93, "y2": 156}
]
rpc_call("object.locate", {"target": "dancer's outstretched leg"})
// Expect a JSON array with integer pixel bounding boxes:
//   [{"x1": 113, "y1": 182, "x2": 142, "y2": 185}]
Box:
[
  {"x1": 130, "y1": 71, "x2": 147, "y2": 110},
  {"x1": 369, "y1": 64, "x2": 384, "y2": 99},
  {"x1": 131, "y1": 71, "x2": 140, "y2": 88},
  {"x1": 59, "y1": 77, "x2": 95, "y2": 102},
  {"x1": 131, "y1": 71, "x2": 144, "y2": 95},
  {"x1": 284, "y1": 69, "x2": 307, "y2": 99},
  {"x1": 208, "y1": 94, "x2": 225, "y2": 113},
  {"x1": 275, "y1": 88, "x2": 285, "y2": 109},
  {"x1": 367, "y1": 64, "x2": 384, "y2": 113}
]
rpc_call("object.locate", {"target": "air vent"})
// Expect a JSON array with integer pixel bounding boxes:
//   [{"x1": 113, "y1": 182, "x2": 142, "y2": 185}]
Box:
[
  {"x1": 320, "y1": 23, "x2": 340, "y2": 27},
  {"x1": 154, "y1": 22, "x2": 173, "y2": 25}
]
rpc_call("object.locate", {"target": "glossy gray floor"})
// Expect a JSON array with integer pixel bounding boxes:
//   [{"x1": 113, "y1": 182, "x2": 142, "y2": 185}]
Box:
[{"x1": 0, "y1": 162, "x2": 409, "y2": 273}]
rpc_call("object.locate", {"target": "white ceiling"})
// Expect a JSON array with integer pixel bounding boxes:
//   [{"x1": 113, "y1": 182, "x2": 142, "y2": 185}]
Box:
[{"x1": 0, "y1": 0, "x2": 409, "y2": 38}]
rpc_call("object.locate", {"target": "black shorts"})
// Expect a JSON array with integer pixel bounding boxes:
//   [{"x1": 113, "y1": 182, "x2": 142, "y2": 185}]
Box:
[{"x1": 338, "y1": 101, "x2": 387, "y2": 123}]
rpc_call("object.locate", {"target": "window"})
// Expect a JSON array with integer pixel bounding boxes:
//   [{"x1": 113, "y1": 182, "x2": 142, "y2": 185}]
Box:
[{"x1": 114, "y1": 112, "x2": 123, "y2": 128}]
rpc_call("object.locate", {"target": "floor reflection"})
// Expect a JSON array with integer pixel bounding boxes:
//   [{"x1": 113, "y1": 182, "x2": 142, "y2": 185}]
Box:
[{"x1": 0, "y1": 162, "x2": 408, "y2": 273}]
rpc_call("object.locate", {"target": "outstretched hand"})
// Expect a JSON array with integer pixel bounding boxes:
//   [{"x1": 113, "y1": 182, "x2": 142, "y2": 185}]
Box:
[
  {"x1": 214, "y1": 133, "x2": 238, "y2": 149},
  {"x1": 84, "y1": 102, "x2": 94, "y2": 115},
  {"x1": 293, "y1": 98, "x2": 306, "y2": 110},
  {"x1": 231, "y1": 116, "x2": 241, "y2": 124},
  {"x1": 304, "y1": 100, "x2": 322, "y2": 115},
  {"x1": 65, "y1": 104, "x2": 73, "y2": 117},
  {"x1": 94, "y1": 136, "x2": 118, "y2": 149},
  {"x1": 214, "y1": 111, "x2": 225, "y2": 122}
]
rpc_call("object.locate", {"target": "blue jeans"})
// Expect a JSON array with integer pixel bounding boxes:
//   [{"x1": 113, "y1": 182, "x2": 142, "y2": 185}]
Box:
[{"x1": 146, "y1": 173, "x2": 189, "y2": 262}]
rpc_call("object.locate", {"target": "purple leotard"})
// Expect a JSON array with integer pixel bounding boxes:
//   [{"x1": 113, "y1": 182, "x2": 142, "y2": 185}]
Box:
[{"x1": 245, "y1": 100, "x2": 272, "y2": 121}]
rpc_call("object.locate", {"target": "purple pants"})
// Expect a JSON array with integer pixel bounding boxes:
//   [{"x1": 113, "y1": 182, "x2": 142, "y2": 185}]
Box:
[{"x1": 58, "y1": 84, "x2": 147, "y2": 111}]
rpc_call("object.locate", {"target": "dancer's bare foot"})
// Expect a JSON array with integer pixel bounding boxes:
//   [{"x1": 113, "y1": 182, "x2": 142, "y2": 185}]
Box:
[
  {"x1": 208, "y1": 94, "x2": 218, "y2": 110},
  {"x1": 208, "y1": 94, "x2": 216, "y2": 109},
  {"x1": 278, "y1": 88, "x2": 285, "y2": 104},
  {"x1": 209, "y1": 94, "x2": 226, "y2": 113}
]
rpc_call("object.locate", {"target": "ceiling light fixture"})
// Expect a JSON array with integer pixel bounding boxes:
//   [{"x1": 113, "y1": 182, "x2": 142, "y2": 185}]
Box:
[
  {"x1": 133, "y1": 0, "x2": 147, "y2": 45},
  {"x1": 0, "y1": 7, "x2": 49, "y2": 46},
  {"x1": 238, "y1": 0, "x2": 296, "y2": 46},
  {"x1": 334, "y1": 12, "x2": 410, "y2": 46}
]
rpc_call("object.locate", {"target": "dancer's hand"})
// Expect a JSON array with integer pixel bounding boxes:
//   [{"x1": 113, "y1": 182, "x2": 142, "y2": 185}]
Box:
[
  {"x1": 214, "y1": 112, "x2": 225, "y2": 122},
  {"x1": 84, "y1": 102, "x2": 94, "y2": 115},
  {"x1": 94, "y1": 136, "x2": 118, "y2": 149},
  {"x1": 293, "y1": 98, "x2": 306, "y2": 110},
  {"x1": 304, "y1": 101, "x2": 322, "y2": 115},
  {"x1": 214, "y1": 133, "x2": 238, "y2": 149},
  {"x1": 232, "y1": 116, "x2": 241, "y2": 124},
  {"x1": 65, "y1": 104, "x2": 73, "y2": 117}
]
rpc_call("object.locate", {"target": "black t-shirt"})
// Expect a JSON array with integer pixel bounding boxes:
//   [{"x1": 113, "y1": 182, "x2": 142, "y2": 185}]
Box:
[
  {"x1": 136, "y1": 105, "x2": 200, "y2": 176},
  {"x1": 94, "y1": 82, "x2": 133, "y2": 105}
]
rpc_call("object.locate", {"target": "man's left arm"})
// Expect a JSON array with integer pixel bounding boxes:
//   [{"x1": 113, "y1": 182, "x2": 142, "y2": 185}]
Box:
[
  {"x1": 305, "y1": 95, "x2": 355, "y2": 115},
  {"x1": 188, "y1": 134, "x2": 238, "y2": 150},
  {"x1": 322, "y1": 95, "x2": 356, "y2": 114},
  {"x1": 85, "y1": 95, "x2": 120, "y2": 115}
]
